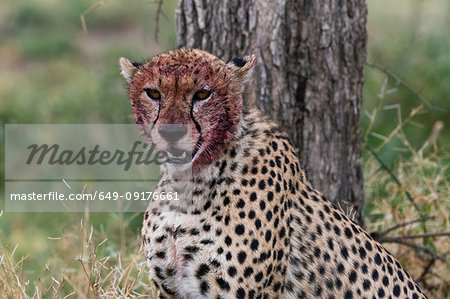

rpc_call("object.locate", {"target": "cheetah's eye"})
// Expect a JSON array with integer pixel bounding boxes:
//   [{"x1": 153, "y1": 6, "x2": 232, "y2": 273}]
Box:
[
  {"x1": 193, "y1": 89, "x2": 212, "y2": 102},
  {"x1": 145, "y1": 89, "x2": 161, "y2": 101}
]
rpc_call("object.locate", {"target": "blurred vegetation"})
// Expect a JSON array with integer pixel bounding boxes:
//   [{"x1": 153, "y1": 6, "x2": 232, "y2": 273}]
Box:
[
  {"x1": 363, "y1": 0, "x2": 450, "y2": 167},
  {"x1": 0, "y1": 0, "x2": 449, "y2": 297},
  {"x1": 0, "y1": 0, "x2": 178, "y2": 296},
  {"x1": 362, "y1": 1, "x2": 450, "y2": 295}
]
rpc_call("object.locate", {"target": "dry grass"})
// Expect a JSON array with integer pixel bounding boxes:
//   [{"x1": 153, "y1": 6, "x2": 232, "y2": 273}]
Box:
[
  {"x1": 363, "y1": 83, "x2": 450, "y2": 297},
  {"x1": 0, "y1": 212, "x2": 158, "y2": 298},
  {"x1": 365, "y1": 145, "x2": 450, "y2": 298}
]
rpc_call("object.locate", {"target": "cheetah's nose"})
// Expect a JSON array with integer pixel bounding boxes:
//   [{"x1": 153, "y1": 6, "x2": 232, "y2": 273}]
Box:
[{"x1": 158, "y1": 124, "x2": 188, "y2": 142}]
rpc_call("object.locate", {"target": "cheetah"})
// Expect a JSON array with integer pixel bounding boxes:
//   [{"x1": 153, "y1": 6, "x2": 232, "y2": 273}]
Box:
[{"x1": 119, "y1": 49, "x2": 428, "y2": 298}]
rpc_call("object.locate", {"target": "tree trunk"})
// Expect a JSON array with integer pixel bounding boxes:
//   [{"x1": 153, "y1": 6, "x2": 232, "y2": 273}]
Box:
[{"x1": 176, "y1": 0, "x2": 367, "y2": 226}]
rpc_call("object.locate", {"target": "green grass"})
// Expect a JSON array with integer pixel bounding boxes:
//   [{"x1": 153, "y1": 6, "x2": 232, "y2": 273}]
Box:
[{"x1": 0, "y1": 0, "x2": 449, "y2": 297}]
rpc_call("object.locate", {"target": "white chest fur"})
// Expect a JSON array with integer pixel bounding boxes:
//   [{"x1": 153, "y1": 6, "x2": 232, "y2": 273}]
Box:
[{"x1": 146, "y1": 211, "x2": 217, "y2": 299}]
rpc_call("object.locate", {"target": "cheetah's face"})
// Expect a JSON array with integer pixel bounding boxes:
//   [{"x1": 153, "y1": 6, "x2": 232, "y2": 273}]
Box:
[{"x1": 120, "y1": 49, "x2": 255, "y2": 169}]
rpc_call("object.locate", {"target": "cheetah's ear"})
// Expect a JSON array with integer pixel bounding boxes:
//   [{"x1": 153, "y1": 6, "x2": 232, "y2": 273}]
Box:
[
  {"x1": 119, "y1": 57, "x2": 141, "y2": 84},
  {"x1": 227, "y1": 54, "x2": 257, "y2": 80}
]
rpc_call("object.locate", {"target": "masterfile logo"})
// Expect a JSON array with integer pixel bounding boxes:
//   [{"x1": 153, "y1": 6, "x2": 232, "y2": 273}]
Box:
[
  {"x1": 4, "y1": 124, "x2": 192, "y2": 212},
  {"x1": 25, "y1": 141, "x2": 167, "y2": 171}
]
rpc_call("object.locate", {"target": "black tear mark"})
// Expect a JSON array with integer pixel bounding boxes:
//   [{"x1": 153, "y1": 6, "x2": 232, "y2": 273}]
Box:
[
  {"x1": 151, "y1": 100, "x2": 161, "y2": 129},
  {"x1": 190, "y1": 98, "x2": 203, "y2": 156},
  {"x1": 191, "y1": 107, "x2": 202, "y2": 137},
  {"x1": 231, "y1": 57, "x2": 246, "y2": 68}
]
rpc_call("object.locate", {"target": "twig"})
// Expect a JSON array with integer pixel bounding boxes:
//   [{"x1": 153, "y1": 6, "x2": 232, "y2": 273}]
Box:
[
  {"x1": 80, "y1": 0, "x2": 106, "y2": 34},
  {"x1": 380, "y1": 216, "x2": 435, "y2": 236},
  {"x1": 418, "y1": 121, "x2": 444, "y2": 156},
  {"x1": 365, "y1": 144, "x2": 418, "y2": 209},
  {"x1": 366, "y1": 62, "x2": 446, "y2": 112},
  {"x1": 417, "y1": 258, "x2": 435, "y2": 283},
  {"x1": 154, "y1": 0, "x2": 164, "y2": 42},
  {"x1": 380, "y1": 231, "x2": 450, "y2": 242},
  {"x1": 380, "y1": 239, "x2": 447, "y2": 262}
]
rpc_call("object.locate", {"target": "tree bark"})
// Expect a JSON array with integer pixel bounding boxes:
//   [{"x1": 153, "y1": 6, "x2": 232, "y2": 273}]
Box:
[{"x1": 176, "y1": 0, "x2": 367, "y2": 226}]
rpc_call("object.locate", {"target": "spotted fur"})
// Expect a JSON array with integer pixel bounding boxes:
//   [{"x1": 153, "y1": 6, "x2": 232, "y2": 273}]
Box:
[{"x1": 120, "y1": 49, "x2": 428, "y2": 299}]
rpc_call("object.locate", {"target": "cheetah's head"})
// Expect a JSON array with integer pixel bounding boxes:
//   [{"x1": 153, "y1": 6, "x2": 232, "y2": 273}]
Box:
[{"x1": 119, "y1": 49, "x2": 255, "y2": 171}]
